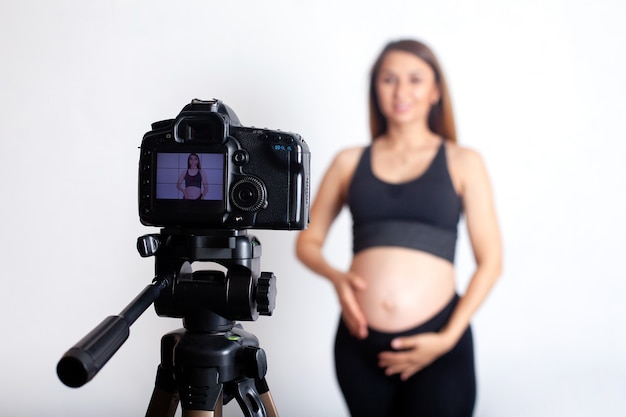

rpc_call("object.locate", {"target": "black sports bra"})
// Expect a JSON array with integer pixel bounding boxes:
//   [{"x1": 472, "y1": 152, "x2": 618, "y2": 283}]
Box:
[
  {"x1": 184, "y1": 170, "x2": 202, "y2": 188},
  {"x1": 347, "y1": 141, "x2": 462, "y2": 263}
]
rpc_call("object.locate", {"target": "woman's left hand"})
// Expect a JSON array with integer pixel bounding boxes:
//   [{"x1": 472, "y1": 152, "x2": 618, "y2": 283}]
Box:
[{"x1": 378, "y1": 332, "x2": 453, "y2": 380}]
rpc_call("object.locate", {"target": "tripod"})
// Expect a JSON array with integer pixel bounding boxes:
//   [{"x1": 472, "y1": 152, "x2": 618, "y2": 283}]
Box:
[{"x1": 57, "y1": 228, "x2": 279, "y2": 417}]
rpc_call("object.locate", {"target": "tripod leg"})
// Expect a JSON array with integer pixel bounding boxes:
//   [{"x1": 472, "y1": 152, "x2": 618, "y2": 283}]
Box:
[
  {"x1": 146, "y1": 331, "x2": 182, "y2": 417},
  {"x1": 256, "y1": 378, "x2": 279, "y2": 417},
  {"x1": 259, "y1": 392, "x2": 278, "y2": 417},
  {"x1": 146, "y1": 384, "x2": 179, "y2": 417},
  {"x1": 230, "y1": 377, "x2": 279, "y2": 417}
]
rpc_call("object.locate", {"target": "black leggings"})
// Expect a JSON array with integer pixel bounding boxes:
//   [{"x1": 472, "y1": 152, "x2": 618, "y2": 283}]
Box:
[{"x1": 334, "y1": 295, "x2": 476, "y2": 417}]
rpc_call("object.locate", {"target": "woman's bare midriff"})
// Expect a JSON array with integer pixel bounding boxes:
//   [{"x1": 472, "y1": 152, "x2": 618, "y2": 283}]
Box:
[
  {"x1": 350, "y1": 247, "x2": 456, "y2": 332},
  {"x1": 184, "y1": 186, "x2": 202, "y2": 199}
]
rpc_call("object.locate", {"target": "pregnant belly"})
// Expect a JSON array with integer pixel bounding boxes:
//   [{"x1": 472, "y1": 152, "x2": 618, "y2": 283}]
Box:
[
  {"x1": 185, "y1": 186, "x2": 202, "y2": 199},
  {"x1": 350, "y1": 247, "x2": 456, "y2": 332}
]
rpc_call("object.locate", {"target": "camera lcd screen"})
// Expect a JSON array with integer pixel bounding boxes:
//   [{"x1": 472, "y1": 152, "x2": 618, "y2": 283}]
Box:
[{"x1": 155, "y1": 152, "x2": 224, "y2": 201}]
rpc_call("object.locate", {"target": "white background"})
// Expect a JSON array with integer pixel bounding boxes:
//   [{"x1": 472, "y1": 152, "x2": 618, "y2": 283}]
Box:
[{"x1": 1, "y1": 1, "x2": 625, "y2": 416}]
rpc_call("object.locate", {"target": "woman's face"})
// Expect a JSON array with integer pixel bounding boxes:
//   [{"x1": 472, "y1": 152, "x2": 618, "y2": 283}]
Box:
[
  {"x1": 188, "y1": 154, "x2": 199, "y2": 167},
  {"x1": 375, "y1": 50, "x2": 440, "y2": 128}
]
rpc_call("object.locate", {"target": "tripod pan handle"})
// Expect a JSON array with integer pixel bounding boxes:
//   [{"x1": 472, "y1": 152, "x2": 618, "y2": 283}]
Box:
[{"x1": 57, "y1": 316, "x2": 129, "y2": 388}]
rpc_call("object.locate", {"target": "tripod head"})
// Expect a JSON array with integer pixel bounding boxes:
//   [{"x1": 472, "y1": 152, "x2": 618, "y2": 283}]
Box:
[
  {"x1": 57, "y1": 228, "x2": 277, "y2": 388},
  {"x1": 140, "y1": 228, "x2": 276, "y2": 328}
]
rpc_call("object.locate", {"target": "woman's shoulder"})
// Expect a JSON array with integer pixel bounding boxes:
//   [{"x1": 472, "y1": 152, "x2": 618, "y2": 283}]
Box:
[
  {"x1": 336, "y1": 144, "x2": 367, "y2": 158},
  {"x1": 445, "y1": 141, "x2": 485, "y2": 170},
  {"x1": 444, "y1": 140, "x2": 491, "y2": 193},
  {"x1": 330, "y1": 145, "x2": 367, "y2": 171},
  {"x1": 317, "y1": 146, "x2": 367, "y2": 189}
]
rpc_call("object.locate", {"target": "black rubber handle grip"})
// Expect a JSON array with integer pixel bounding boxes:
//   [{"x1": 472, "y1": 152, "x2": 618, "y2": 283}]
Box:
[{"x1": 57, "y1": 316, "x2": 129, "y2": 387}]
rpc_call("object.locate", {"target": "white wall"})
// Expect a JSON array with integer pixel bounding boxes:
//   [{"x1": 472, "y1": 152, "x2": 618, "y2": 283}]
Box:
[{"x1": 1, "y1": 1, "x2": 624, "y2": 416}]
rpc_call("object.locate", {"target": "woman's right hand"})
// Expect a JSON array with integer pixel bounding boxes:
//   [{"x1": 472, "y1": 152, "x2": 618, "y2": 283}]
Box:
[
  {"x1": 332, "y1": 271, "x2": 369, "y2": 339},
  {"x1": 294, "y1": 148, "x2": 368, "y2": 337}
]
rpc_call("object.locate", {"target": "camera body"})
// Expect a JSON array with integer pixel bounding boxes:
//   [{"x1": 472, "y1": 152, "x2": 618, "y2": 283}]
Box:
[{"x1": 139, "y1": 99, "x2": 310, "y2": 230}]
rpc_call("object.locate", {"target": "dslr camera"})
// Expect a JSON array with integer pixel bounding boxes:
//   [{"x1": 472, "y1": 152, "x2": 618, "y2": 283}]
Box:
[{"x1": 138, "y1": 99, "x2": 310, "y2": 230}]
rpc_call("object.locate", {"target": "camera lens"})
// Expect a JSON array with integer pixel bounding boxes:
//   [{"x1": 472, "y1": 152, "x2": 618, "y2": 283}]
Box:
[{"x1": 231, "y1": 177, "x2": 268, "y2": 212}]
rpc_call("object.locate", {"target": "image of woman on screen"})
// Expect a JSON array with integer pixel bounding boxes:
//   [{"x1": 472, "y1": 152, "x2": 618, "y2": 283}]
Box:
[{"x1": 176, "y1": 153, "x2": 209, "y2": 200}]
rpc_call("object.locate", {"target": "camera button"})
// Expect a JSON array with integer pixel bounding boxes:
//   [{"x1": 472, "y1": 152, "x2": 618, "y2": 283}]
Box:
[{"x1": 232, "y1": 150, "x2": 249, "y2": 166}]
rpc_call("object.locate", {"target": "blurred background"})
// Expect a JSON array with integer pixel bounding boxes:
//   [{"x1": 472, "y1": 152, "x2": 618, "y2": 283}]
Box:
[{"x1": 1, "y1": 0, "x2": 624, "y2": 416}]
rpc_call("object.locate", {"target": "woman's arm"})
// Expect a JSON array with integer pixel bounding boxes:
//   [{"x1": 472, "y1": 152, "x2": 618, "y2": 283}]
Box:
[
  {"x1": 440, "y1": 147, "x2": 502, "y2": 345},
  {"x1": 177, "y1": 170, "x2": 186, "y2": 195},
  {"x1": 200, "y1": 170, "x2": 209, "y2": 199},
  {"x1": 296, "y1": 148, "x2": 369, "y2": 339}
]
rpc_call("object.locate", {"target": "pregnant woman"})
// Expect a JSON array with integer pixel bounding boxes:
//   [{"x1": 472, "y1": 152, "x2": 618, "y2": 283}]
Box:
[{"x1": 177, "y1": 153, "x2": 208, "y2": 200}]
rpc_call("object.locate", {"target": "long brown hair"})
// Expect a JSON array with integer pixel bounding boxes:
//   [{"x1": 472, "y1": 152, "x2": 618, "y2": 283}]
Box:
[{"x1": 368, "y1": 39, "x2": 457, "y2": 143}]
